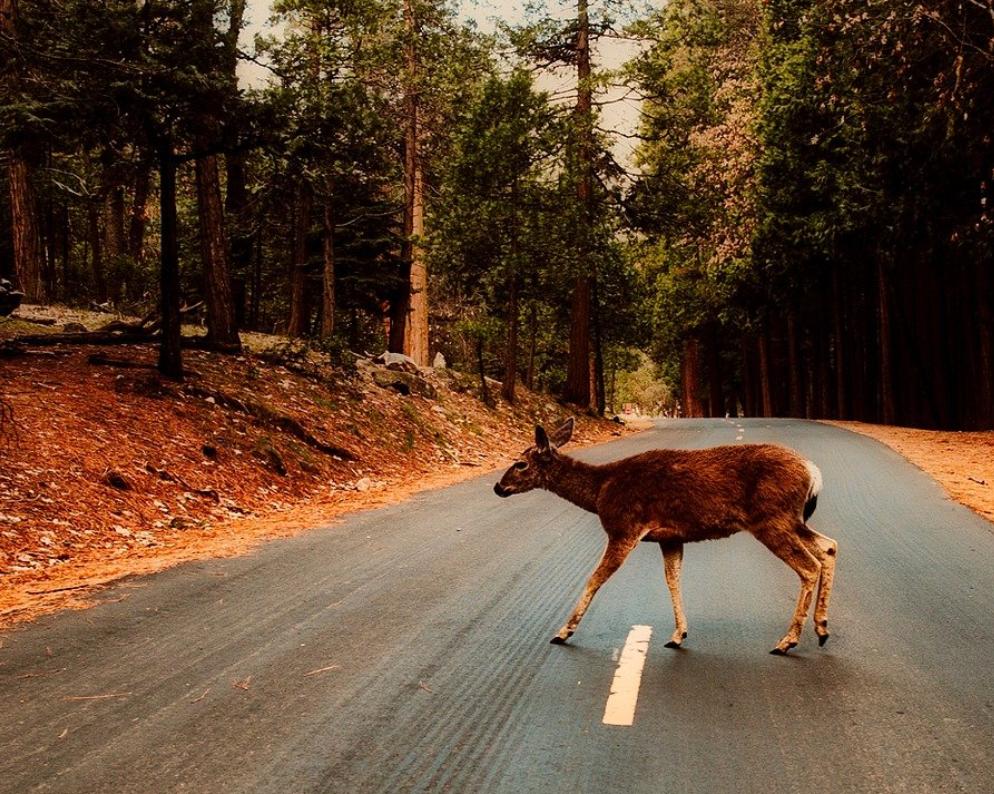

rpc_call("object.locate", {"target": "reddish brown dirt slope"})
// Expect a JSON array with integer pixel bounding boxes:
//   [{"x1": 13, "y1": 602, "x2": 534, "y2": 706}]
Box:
[{"x1": 0, "y1": 314, "x2": 623, "y2": 625}]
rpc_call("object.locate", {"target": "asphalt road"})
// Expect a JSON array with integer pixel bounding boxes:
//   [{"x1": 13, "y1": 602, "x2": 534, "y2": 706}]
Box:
[{"x1": 3, "y1": 419, "x2": 994, "y2": 793}]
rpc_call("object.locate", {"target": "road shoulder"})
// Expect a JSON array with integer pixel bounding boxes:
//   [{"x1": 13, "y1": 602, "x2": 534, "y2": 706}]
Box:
[{"x1": 824, "y1": 420, "x2": 994, "y2": 526}]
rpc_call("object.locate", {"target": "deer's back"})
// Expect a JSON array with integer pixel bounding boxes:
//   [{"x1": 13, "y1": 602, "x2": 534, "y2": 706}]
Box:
[{"x1": 596, "y1": 444, "x2": 811, "y2": 543}]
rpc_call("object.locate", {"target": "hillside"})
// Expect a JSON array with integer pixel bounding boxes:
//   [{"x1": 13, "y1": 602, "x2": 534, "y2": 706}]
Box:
[{"x1": 0, "y1": 306, "x2": 625, "y2": 625}]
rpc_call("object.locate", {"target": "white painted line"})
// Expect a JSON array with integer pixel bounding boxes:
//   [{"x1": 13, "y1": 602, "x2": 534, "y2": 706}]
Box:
[{"x1": 602, "y1": 625, "x2": 652, "y2": 726}]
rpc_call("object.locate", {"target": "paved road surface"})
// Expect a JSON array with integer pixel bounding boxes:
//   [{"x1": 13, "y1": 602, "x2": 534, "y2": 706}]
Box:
[{"x1": 3, "y1": 419, "x2": 994, "y2": 793}]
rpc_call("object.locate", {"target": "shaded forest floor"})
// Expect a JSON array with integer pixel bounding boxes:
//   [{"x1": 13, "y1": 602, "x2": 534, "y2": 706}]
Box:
[
  {"x1": 829, "y1": 421, "x2": 994, "y2": 524},
  {"x1": 0, "y1": 305, "x2": 625, "y2": 627}
]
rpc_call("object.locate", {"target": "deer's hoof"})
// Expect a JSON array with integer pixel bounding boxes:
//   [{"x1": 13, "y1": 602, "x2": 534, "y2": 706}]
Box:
[
  {"x1": 550, "y1": 631, "x2": 572, "y2": 645},
  {"x1": 770, "y1": 641, "x2": 797, "y2": 656},
  {"x1": 664, "y1": 640, "x2": 682, "y2": 649},
  {"x1": 818, "y1": 633, "x2": 830, "y2": 647}
]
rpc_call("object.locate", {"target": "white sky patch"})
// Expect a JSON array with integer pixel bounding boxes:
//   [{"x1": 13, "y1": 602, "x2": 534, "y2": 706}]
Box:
[
  {"x1": 602, "y1": 624, "x2": 652, "y2": 727},
  {"x1": 238, "y1": 0, "x2": 644, "y2": 168}
]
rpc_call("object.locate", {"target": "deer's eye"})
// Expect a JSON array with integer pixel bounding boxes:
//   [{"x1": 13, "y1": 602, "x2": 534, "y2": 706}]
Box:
[{"x1": 513, "y1": 461, "x2": 528, "y2": 471}]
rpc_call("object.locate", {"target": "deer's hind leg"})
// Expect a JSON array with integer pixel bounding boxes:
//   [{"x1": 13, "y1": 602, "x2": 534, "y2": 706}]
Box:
[
  {"x1": 797, "y1": 526, "x2": 838, "y2": 646},
  {"x1": 754, "y1": 522, "x2": 822, "y2": 655},
  {"x1": 659, "y1": 541, "x2": 688, "y2": 648},
  {"x1": 551, "y1": 535, "x2": 640, "y2": 645}
]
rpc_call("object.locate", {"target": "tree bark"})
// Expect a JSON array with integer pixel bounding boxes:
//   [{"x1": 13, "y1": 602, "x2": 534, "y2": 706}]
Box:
[
  {"x1": 287, "y1": 182, "x2": 312, "y2": 337},
  {"x1": 877, "y1": 258, "x2": 895, "y2": 424},
  {"x1": 682, "y1": 337, "x2": 702, "y2": 418},
  {"x1": 526, "y1": 304, "x2": 537, "y2": 390},
  {"x1": 320, "y1": 190, "x2": 335, "y2": 339},
  {"x1": 502, "y1": 190, "x2": 519, "y2": 403},
  {"x1": 974, "y1": 261, "x2": 994, "y2": 428},
  {"x1": 128, "y1": 161, "x2": 151, "y2": 264},
  {"x1": 8, "y1": 158, "x2": 44, "y2": 302},
  {"x1": 831, "y1": 268, "x2": 846, "y2": 419},
  {"x1": 786, "y1": 306, "x2": 802, "y2": 417},
  {"x1": 158, "y1": 140, "x2": 183, "y2": 379},
  {"x1": 105, "y1": 182, "x2": 126, "y2": 302},
  {"x1": 740, "y1": 335, "x2": 755, "y2": 417},
  {"x1": 3, "y1": 0, "x2": 45, "y2": 303},
  {"x1": 705, "y1": 325, "x2": 723, "y2": 418},
  {"x1": 399, "y1": 0, "x2": 429, "y2": 366},
  {"x1": 563, "y1": 0, "x2": 594, "y2": 408},
  {"x1": 87, "y1": 200, "x2": 106, "y2": 302},
  {"x1": 758, "y1": 328, "x2": 773, "y2": 417},
  {"x1": 501, "y1": 271, "x2": 518, "y2": 404},
  {"x1": 195, "y1": 153, "x2": 240, "y2": 347}
]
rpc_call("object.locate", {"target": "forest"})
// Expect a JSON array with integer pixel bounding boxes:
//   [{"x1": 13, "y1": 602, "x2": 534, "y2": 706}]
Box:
[{"x1": 2, "y1": 0, "x2": 992, "y2": 429}]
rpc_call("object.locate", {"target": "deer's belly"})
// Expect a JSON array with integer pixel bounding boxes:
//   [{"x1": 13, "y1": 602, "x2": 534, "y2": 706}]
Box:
[{"x1": 641, "y1": 522, "x2": 743, "y2": 544}]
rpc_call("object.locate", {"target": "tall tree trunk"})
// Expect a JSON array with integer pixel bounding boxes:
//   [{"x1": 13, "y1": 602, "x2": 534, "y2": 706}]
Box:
[
  {"x1": 320, "y1": 189, "x2": 335, "y2": 339},
  {"x1": 287, "y1": 182, "x2": 312, "y2": 337},
  {"x1": 502, "y1": 193, "x2": 519, "y2": 403},
  {"x1": 3, "y1": 0, "x2": 44, "y2": 303},
  {"x1": 502, "y1": 273, "x2": 519, "y2": 404},
  {"x1": 877, "y1": 258, "x2": 895, "y2": 424},
  {"x1": 974, "y1": 261, "x2": 994, "y2": 428},
  {"x1": 758, "y1": 328, "x2": 773, "y2": 417},
  {"x1": 682, "y1": 337, "x2": 702, "y2": 418},
  {"x1": 396, "y1": 0, "x2": 429, "y2": 365},
  {"x1": 591, "y1": 278, "x2": 605, "y2": 415},
  {"x1": 128, "y1": 161, "x2": 151, "y2": 264},
  {"x1": 705, "y1": 325, "x2": 723, "y2": 418},
  {"x1": 831, "y1": 267, "x2": 846, "y2": 419},
  {"x1": 158, "y1": 140, "x2": 183, "y2": 379},
  {"x1": 564, "y1": 0, "x2": 594, "y2": 408},
  {"x1": 8, "y1": 157, "x2": 44, "y2": 302},
  {"x1": 195, "y1": 154, "x2": 240, "y2": 347},
  {"x1": 526, "y1": 304, "x2": 537, "y2": 390},
  {"x1": 250, "y1": 204, "x2": 263, "y2": 330},
  {"x1": 740, "y1": 336, "x2": 755, "y2": 417},
  {"x1": 87, "y1": 200, "x2": 106, "y2": 302},
  {"x1": 786, "y1": 306, "x2": 802, "y2": 417},
  {"x1": 105, "y1": 183, "x2": 126, "y2": 302}
]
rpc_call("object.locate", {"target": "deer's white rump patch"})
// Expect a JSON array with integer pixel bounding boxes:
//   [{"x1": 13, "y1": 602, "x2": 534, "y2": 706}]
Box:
[{"x1": 805, "y1": 460, "x2": 823, "y2": 499}]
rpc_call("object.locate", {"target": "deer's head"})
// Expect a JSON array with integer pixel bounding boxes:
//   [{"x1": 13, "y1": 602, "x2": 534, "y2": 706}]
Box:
[{"x1": 494, "y1": 418, "x2": 574, "y2": 497}]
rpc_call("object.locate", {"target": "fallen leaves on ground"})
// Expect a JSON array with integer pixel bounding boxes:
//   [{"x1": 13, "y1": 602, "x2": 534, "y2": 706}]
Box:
[{"x1": 0, "y1": 306, "x2": 626, "y2": 626}]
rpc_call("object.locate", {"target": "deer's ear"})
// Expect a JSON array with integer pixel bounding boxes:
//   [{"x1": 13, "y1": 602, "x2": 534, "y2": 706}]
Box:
[
  {"x1": 549, "y1": 417, "x2": 574, "y2": 448},
  {"x1": 535, "y1": 425, "x2": 550, "y2": 451}
]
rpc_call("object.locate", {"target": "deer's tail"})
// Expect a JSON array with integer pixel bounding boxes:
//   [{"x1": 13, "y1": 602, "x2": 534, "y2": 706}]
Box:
[{"x1": 802, "y1": 460, "x2": 823, "y2": 523}]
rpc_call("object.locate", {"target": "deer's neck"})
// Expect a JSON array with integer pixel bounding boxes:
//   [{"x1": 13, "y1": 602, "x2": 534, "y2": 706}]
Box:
[{"x1": 544, "y1": 455, "x2": 606, "y2": 514}]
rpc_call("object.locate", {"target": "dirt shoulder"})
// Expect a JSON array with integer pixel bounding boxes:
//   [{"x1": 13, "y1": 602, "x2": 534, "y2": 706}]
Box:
[
  {"x1": 0, "y1": 306, "x2": 628, "y2": 627},
  {"x1": 826, "y1": 421, "x2": 994, "y2": 523}
]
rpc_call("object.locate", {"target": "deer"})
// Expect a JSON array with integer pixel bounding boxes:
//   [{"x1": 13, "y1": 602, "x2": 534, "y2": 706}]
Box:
[{"x1": 493, "y1": 418, "x2": 838, "y2": 655}]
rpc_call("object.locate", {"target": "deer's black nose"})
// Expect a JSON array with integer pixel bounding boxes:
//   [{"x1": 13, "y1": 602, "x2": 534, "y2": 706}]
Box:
[{"x1": 494, "y1": 483, "x2": 510, "y2": 497}]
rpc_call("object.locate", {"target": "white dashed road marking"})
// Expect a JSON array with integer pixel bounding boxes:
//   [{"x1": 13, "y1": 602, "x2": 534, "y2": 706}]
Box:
[{"x1": 602, "y1": 625, "x2": 653, "y2": 727}]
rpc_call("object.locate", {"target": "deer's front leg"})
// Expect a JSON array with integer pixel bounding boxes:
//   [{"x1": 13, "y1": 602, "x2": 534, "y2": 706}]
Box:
[
  {"x1": 551, "y1": 537, "x2": 638, "y2": 644},
  {"x1": 660, "y1": 541, "x2": 688, "y2": 648}
]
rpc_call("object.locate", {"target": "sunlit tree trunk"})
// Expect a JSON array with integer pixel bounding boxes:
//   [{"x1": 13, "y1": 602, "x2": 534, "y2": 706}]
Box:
[
  {"x1": 394, "y1": 0, "x2": 429, "y2": 365},
  {"x1": 563, "y1": 0, "x2": 594, "y2": 408},
  {"x1": 196, "y1": 153, "x2": 240, "y2": 347}
]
